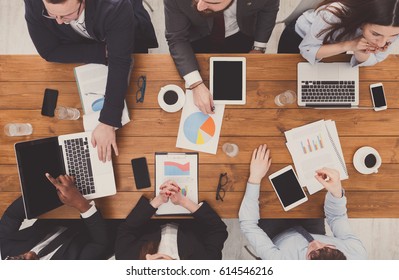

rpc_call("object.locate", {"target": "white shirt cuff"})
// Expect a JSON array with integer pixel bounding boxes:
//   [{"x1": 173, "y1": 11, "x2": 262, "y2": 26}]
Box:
[
  {"x1": 183, "y1": 71, "x2": 202, "y2": 88},
  {"x1": 81, "y1": 201, "x2": 97, "y2": 218},
  {"x1": 254, "y1": 41, "x2": 267, "y2": 48}
]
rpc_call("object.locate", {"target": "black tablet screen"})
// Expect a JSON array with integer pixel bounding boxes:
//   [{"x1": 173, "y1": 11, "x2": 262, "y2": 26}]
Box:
[
  {"x1": 271, "y1": 169, "x2": 306, "y2": 207},
  {"x1": 213, "y1": 61, "x2": 243, "y2": 101}
]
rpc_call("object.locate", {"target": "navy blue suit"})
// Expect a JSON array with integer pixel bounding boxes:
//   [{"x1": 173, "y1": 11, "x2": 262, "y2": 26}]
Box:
[
  {"x1": 24, "y1": 0, "x2": 157, "y2": 127},
  {"x1": 0, "y1": 197, "x2": 109, "y2": 260},
  {"x1": 115, "y1": 196, "x2": 228, "y2": 260}
]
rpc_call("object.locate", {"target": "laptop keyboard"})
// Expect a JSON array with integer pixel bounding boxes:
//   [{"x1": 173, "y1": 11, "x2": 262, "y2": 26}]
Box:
[
  {"x1": 301, "y1": 81, "x2": 356, "y2": 103},
  {"x1": 64, "y1": 137, "x2": 95, "y2": 195}
]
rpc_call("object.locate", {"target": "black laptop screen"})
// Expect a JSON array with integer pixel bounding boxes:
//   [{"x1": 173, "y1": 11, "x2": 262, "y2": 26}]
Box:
[{"x1": 15, "y1": 137, "x2": 65, "y2": 219}]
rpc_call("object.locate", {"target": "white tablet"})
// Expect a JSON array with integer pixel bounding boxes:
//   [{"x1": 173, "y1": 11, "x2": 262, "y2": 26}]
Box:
[
  {"x1": 210, "y1": 57, "x2": 246, "y2": 105},
  {"x1": 268, "y1": 165, "x2": 308, "y2": 211}
]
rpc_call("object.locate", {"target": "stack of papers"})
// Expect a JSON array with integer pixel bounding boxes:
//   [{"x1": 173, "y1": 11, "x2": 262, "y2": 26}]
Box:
[
  {"x1": 285, "y1": 120, "x2": 348, "y2": 194},
  {"x1": 74, "y1": 64, "x2": 130, "y2": 132}
]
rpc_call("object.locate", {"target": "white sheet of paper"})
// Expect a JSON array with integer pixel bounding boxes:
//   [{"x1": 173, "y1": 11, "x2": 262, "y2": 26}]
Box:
[
  {"x1": 75, "y1": 63, "x2": 130, "y2": 132},
  {"x1": 82, "y1": 104, "x2": 130, "y2": 132},
  {"x1": 176, "y1": 90, "x2": 225, "y2": 154},
  {"x1": 155, "y1": 153, "x2": 198, "y2": 215},
  {"x1": 285, "y1": 120, "x2": 347, "y2": 195}
]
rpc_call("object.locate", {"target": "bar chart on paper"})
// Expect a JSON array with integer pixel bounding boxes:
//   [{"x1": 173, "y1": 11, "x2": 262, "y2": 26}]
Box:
[
  {"x1": 183, "y1": 112, "x2": 216, "y2": 145},
  {"x1": 300, "y1": 134, "x2": 325, "y2": 154}
]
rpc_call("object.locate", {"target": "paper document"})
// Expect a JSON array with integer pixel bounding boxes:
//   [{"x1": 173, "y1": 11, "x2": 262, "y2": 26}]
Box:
[
  {"x1": 176, "y1": 90, "x2": 224, "y2": 154},
  {"x1": 285, "y1": 120, "x2": 348, "y2": 194},
  {"x1": 74, "y1": 64, "x2": 130, "y2": 131},
  {"x1": 155, "y1": 153, "x2": 198, "y2": 215}
]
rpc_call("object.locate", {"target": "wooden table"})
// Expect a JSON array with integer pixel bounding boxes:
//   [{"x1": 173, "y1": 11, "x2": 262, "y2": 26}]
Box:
[{"x1": 1, "y1": 54, "x2": 399, "y2": 219}]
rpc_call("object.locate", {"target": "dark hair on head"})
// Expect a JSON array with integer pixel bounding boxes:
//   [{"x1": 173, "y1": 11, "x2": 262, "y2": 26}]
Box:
[
  {"x1": 138, "y1": 240, "x2": 160, "y2": 260},
  {"x1": 309, "y1": 246, "x2": 347, "y2": 260},
  {"x1": 45, "y1": 0, "x2": 83, "y2": 4},
  {"x1": 316, "y1": 0, "x2": 399, "y2": 43}
]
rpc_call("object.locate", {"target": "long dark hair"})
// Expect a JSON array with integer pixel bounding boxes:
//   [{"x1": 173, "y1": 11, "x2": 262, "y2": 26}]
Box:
[{"x1": 316, "y1": 0, "x2": 399, "y2": 43}]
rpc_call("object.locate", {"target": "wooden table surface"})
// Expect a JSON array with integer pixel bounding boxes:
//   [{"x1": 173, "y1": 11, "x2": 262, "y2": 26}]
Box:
[{"x1": 1, "y1": 54, "x2": 399, "y2": 219}]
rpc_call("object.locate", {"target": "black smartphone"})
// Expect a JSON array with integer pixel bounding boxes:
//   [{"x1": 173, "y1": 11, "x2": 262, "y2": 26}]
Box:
[
  {"x1": 41, "y1": 88, "x2": 59, "y2": 117},
  {"x1": 369, "y1": 83, "x2": 387, "y2": 111},
  {"x1": 131, "y1": 157, "x2": 151, "y2": 189}
]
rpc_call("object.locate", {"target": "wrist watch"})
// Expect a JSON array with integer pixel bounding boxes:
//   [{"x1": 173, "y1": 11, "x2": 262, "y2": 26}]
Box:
[{"x1": 252, "y1": 46, "x2": 266, "y2": 53}]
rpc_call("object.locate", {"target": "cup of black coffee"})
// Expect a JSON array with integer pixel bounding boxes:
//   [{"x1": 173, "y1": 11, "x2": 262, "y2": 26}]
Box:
[
  {"x1": 353, "y1": 146, "x2": 381, "y2": 174},
  {"x1": 158, "y1": 85, "x2": 185, "y2": 113}
]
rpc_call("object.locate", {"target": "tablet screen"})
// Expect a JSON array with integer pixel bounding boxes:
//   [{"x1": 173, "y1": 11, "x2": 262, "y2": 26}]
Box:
[
  {"x1": 270, "y1": 169, "x2": 306, "y2": 207},
  {"x1": 212, "y1": 60, "x2": 243, "y2": 101}
]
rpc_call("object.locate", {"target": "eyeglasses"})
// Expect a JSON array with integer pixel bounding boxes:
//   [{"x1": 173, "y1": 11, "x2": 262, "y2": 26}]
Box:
[
  {"x1": 42, "y1": 1, "x2": 83, "y2": 21},
  {"x1": 136, "y1": 75, "x2": 147, "y2": 103},
  {"x1": 216, "y1": 172, "x2": 228, "y2": 201}
]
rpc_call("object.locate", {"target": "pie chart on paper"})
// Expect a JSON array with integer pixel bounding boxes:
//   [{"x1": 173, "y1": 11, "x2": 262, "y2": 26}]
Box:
[{"x1": 183, "y1": 112, "x2": 216, "y2": 145}]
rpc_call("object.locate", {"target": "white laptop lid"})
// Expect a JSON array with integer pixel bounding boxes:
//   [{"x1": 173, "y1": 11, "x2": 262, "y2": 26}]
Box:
[
  {"x1": 58, "y1": 131, "x2": 116, "y2": 200},
  {"x1": 297, "y1": 62, "x2": 359, "y2": 106}
]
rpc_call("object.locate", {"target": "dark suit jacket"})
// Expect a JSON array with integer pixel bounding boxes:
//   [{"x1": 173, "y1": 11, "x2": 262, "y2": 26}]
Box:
[
  {"x1": 24, "y1": 0, "x2": 157, "y2": 127},
  {"x1": 164, "y1": 0, "x2": 280, "y2": 77},
  {"x1": 0, "y1": 197, "x2": 109, "y2": 260},
  {"x1": 115, "y1": 196, "x2": 228, "y2": 259}
]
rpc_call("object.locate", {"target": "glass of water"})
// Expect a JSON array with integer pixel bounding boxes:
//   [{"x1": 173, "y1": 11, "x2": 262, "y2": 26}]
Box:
[
  {"x1": 274, "y1": 90, "x2": 296, "y2": 106},
  {"x1": 4, "y1": 123, "x2": 33, "y2": 136},
  {"x1": 55, "y1": 106, "x2": 80, "y2": 120}
]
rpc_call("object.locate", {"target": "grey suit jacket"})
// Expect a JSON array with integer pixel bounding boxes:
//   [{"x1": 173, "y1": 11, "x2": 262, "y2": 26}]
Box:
[{"x1": 164, "y1": 0, "x2": 280, "y2": 77}]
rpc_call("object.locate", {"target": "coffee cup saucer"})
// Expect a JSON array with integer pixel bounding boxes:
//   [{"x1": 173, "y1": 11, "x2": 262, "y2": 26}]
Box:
[
  {"x1": 353, "y1": 146, "x2": 381, "y2": 175},
  {"x1": 158, "y1": 85, "x2": 185, "y2": 113}
]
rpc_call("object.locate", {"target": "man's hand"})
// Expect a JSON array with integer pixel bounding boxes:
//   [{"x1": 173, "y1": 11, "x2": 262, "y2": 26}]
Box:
[
  {"x1": 314, "y1": 167, "x2": 343, "y2": 198},
  {"x1": 192, "y1": 83, "x2": 215, "y2": 115},
  {"x1": 91, "y1": 122, "x2": 118, "y2": 162},
  {"x1": 45, "y1": 173, "x2": 91, "y2": 213},
  {"x1": 248, "y1": 144, "x2": 272, "y2": 184}
]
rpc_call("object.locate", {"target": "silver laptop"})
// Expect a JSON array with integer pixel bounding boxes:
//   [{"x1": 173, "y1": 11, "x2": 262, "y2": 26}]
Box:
[
  {"x1": 297, "y1": 62, "x2": 359, "y2": 107},
  {"x1": 15, "y1": 131, "x2": 116, "y2": 218}
]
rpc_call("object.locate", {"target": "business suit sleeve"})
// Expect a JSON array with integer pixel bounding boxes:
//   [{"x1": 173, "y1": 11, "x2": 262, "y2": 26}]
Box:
[
  {"x1": 78, "y1": 210, "x2": 109, "y2": 260},
  {"x1": 164, "y1": 0, "x2": 200, "y2": 77},
  {"x1": 253, "y1": 0, "x2": 280, "y2": 43},
  {"x1": 0, "y1": 197, "x2": 26, "y2": 241},
  {"x1": 24, "y1": 0, "x2": 107, "y2": 64},
  {"x1": 191, "y1": 202, "x2": 228, "y2": 259},
  {"x1": 98, "y1": 1, "x2": 135, "y2": 127},
  {"x1": 115, "y1": 196, "x2": 157, "y2": 259}
]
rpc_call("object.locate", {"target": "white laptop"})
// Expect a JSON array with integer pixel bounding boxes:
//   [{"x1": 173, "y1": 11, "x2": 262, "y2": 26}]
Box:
[
  {"x1": 297, "y1": 62, "x2": 359, "y2": 107},
  {"x1": 15, "y1": 131, "x2": 116, "y2": 218}
]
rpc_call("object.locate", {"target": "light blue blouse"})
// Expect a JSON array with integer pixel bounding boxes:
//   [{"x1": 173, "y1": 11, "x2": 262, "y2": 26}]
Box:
[{"x1": 295, "y1": 3, "x2": 399, "y2": 66}]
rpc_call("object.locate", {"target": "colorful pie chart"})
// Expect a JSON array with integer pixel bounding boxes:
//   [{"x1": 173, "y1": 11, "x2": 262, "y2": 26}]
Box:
[
  {"x1": 183, "y1": 112, "x2": 216, "y2": 145},
  {"x1": 92, "y1": 97, "x2": 104, "y2": 112}
]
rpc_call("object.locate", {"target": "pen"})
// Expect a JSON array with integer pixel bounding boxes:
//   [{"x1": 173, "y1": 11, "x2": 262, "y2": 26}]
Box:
[{"x1": 84, "y1": 92, "x2": 105, "y2": 96}]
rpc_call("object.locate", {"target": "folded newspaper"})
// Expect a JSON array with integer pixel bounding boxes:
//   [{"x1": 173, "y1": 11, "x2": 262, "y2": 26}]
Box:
[
  {"x1": 285, "y1": 119, "x2": 348, "y2": 195},
  {"x1": 74, "y1": 64, "x2": 130, "y2": 132}
]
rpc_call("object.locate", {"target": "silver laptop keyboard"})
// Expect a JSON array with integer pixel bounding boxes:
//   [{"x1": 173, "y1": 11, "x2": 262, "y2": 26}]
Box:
[
  {"x1": 301, "y1": 81, "x2": 356, "y2": 102},
  {"x1": 64, "y1": 137, "x2": 95, "y2": 195}
]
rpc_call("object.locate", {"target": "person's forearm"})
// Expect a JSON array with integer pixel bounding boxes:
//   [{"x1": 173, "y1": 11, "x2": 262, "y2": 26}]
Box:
[
  {"x1": 315, "y1": 41, "x2": 351, "y2": 60},
  {"x1": 181, "y1": 197, "x2": 200, "y2": 213},
  {"x1": 352, "y1": 51, "x2": 371, "y2": 64}
]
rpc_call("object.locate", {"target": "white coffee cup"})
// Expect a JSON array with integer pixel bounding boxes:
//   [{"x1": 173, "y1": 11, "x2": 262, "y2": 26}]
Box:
[
  {"x1": 158, "y1": 85, "x2": 185, "y2": 113},
  {"x1": 353, "y1": 146, "x2": 382, "y2": 174}
]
